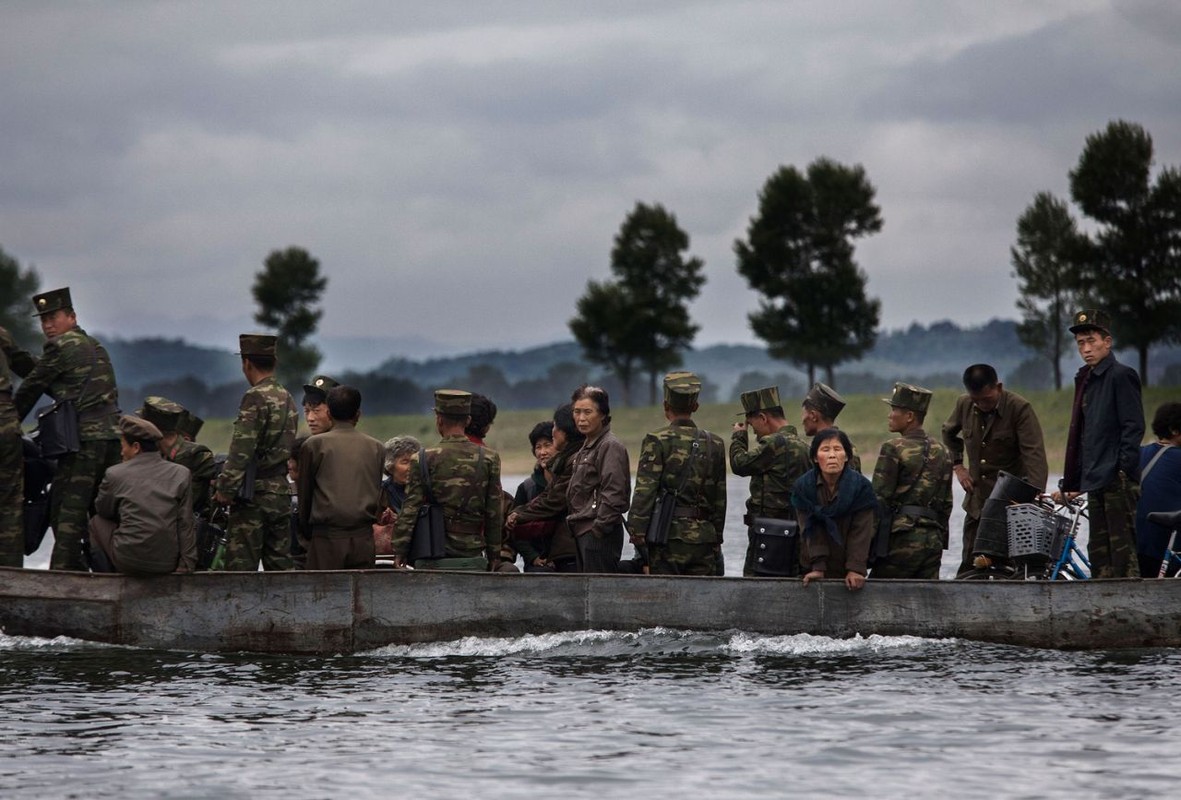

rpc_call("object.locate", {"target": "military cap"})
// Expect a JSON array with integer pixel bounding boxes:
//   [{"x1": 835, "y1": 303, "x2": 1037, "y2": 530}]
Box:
[
  {"x1": 738, "y1": 385, "x2": 781, "y2": 416},
  {"x1": 177, "y1": 409, "x2": 204, "y2": 440},
  {"x1": 1068, "y1": 309, "x2": 1112, "y2": 336},
  {"x1": 31, "y1": 287, "x2": 73, "y2": 317},
  {"x1": 119, "y1": 414, "x2": 163, "y2": 442},
  {"x1": 237, "y1": 333, "x2": 278, "y2": 357},
  {"x1": 803, "y1": 382, "x2": 846, "y2": 420},
  {"x1": 434, "y1": 389, "x2": 472, "y2": 416},
  {"x1": 663, "y1": 370, "x2": 702, "y2": 403},
  {"x1": 882, "y1": 382, "x2": 933, "y2": 414},
  {"x1": 302, "y1": 374, "x2": 340, "y2": 404},
  {"x1": 139, "y1": 396, "x2": 185, "y2": 433}
]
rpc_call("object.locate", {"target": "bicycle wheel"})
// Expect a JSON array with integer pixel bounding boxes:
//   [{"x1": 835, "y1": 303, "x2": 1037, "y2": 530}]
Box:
[{"x1": 958, "y1": 566, "x2": 1019, "y2": 581}]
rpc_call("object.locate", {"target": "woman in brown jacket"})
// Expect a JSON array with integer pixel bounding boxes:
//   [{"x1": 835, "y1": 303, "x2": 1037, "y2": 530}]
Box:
[
  {"x1": 790, "y1": 428, "x2": 878, "y2": 591},
  {"x1": 566, "y1": 385, "x2": 631, "y2": 573}
]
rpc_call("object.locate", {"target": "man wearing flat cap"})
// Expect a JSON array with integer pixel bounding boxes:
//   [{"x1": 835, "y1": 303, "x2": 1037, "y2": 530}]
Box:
[
  {"x1": 1054, "y1": 310, "x2": 1144, "y2": 578},
  {"x1": 627, "y1": 372, "x2": 726, "y2": 576},
  {"x1": 730, "y1": 385, "x2": 811, "y2": 576},
  {"x1": 871, "y1": 383, "x2": 953, "y2": 579},
  {"x1": 942, "y1": 364, "x2": 1048, "y2": 576},
  {"x1": 14, "y1": 287, "x2": 122, "y2": 571},
  {"x1": 141, "y1": 396, "x2": 216, "y2": 516},
  {"x1": 302, "y1": 374, "x2": 340, "y2": 435},
  {"x1": 391, "y1": 389, "x2": 503, "y2": 571},
  {"x1": 801, "y1": 382, "x2": 862, "y2": 472},
  {"x1": 88, "y1": 415, "x2": 197, "y2": 576},
  {"x1": 212, "y1": 334, "x2": 298, "y2": 571},
  {"x1": 176, "y1": 409, "x2": 203, "y2": 442}
]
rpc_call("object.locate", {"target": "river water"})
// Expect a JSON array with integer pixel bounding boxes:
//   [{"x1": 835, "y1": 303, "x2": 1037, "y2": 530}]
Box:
[{"x1": 7, "y1": 474, "x2": 1175, "y2": 800}]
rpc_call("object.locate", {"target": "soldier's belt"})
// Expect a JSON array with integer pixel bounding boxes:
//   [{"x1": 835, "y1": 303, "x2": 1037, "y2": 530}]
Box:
[
  {"x1": 897, "y1": 504, "x2": 942, "y2": 525},
  {"x1": 744, "y1": 513, "x2": 789, "y2": 527},
  {"x1": 77, "y1": 403, "x2": 119, "y2": 422},
  {"x1": 446, "y1": 520, "x2": 484, "y2": 536},
  {"x1": 254, "y1": 464, "x2": 289, "y2": 479},
  {"x1": 671, "y1": 508, "x2": 708, "y2": 520}
]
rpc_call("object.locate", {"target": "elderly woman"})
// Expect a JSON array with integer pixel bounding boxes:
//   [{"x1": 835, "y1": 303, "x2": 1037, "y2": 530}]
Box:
[
  {"x1": 373, "y1": 435, "x2": 420, "y2": 557},
  {"x1": 790, "y1": 428, "x2": 878, "y2": 591},
  {"x1": 566, "y1": 385, "x2": 631, "y2": 573}
]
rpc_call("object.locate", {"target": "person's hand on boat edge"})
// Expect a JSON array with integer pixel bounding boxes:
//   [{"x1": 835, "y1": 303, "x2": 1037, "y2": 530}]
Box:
[{"x1": 802, "y1": 569, "x2": 865, "y2": 591}]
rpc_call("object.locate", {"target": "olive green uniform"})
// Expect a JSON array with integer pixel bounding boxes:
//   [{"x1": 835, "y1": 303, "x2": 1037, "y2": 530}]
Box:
[{"x1": 0, "y1": 327, "x2": 35, "y2": 566}]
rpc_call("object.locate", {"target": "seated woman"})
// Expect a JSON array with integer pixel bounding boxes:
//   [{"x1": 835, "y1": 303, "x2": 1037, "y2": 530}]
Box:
[
  {"x1": 790, "y1": 428, "x2": 878, "y2": 591},
  {"x1": 373, "y1": 435, "x2": 420, "y2": 556},
  {"x1": 506, "y1": 404, "x2": 583, "y2": 572}
]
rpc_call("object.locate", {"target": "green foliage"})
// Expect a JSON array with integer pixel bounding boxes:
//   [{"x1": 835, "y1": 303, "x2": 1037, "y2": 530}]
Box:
[
  {"x1": 252, "y1": 246, "x2": 328, "y2": 386},
  {"x1": 570, "y1": 202, "x2": 705, "y2": 405},
  {"x1": 1066, "y1": 120, "x2": 1181, "y2": 384},
  {"x1": 0, "y1": 245, "x2": 42, "y2": 349},
  {"x1": 1011, "y1": 192, "x2": 1086, "y2": 390},
  {"x1": 735, "y1": 158, "x2": 882, "y2": 387}
]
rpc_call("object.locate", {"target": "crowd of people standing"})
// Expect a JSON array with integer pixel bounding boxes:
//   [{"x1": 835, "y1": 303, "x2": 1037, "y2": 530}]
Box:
[{"x1": 1, "y1": 288, "x2": 1179, "y2": 584}]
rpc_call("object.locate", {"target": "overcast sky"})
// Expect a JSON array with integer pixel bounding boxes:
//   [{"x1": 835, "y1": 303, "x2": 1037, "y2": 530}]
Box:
[{"x1": 2, "y1": 1, "x2": 1179, "y2": 360}]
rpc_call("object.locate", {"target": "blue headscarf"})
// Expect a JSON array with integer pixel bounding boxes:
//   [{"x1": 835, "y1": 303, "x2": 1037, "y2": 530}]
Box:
[{"x1": 790, "y1": 466, "x2": 878, "y2": 546}]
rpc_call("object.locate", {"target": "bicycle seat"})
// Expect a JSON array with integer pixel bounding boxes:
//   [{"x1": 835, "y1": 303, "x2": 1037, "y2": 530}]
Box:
[{"x1": 1147, "y1": 509, "x2": 1181, "y2": 528}]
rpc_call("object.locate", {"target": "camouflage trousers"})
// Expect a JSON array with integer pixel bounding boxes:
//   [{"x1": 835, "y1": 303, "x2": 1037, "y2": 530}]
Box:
[
  {"x1": 49, "y1": 438, "x2": 121, "y2": 571},
  {"x1": 870, "y1": 526, "x2": 944, "y2": 579},
  {"x1": 223, "y1": 490, "x2": 292, "y2": 571},
  {"x1": 0, "y1": 406, "x2": 22, "y2": 568},
  {"x1": 649, "y1": 540, "x2": 719, "y2": 576},
  {"x1": 1087, "y1": 474, "x2": 1139, "y2": 579}
]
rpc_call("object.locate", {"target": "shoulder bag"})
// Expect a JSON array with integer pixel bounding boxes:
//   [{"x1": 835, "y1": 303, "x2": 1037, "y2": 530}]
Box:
[{"x1": 408, "y1": 446, "x2": 447, "y2": 561}]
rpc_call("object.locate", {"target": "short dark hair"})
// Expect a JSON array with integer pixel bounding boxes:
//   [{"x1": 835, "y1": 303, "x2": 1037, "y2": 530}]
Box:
[
  {"x1": 962, "y1": 363, "x2": 999, "y2": 393},
  {"x1": 528, "y1": 421, "x2": 554, "y2": 450},
  {"x1": 667, "y1": 393, "x2": 697, "y2": 414},
  {"x1": 571, "y1": 384, "x2": 611, "y2": 423},
  {"x1": 552, "y1": 403, "x2": 585, "y2": 446},
  {"x1": 748, "y1": 406, "x2": 784, "y2": 419},
  {"x1": 122, "y1": 434, "x2": 159, "y2": 453},
  {"x1": 808, "y1": 427, "x2": 853, "y2": 465},
  {"x1": 465, "y1": 394, "x2": 497, "y2": 438},
  {"x1": 326, "y1": 385, "x2": 362, "y2": 421},
  {"x1": 1151, "y1": 402, "x2": 1181, "y2": 440},
  {"x1": 243, "y1": 354, "x2": 276, "y2": 372}
]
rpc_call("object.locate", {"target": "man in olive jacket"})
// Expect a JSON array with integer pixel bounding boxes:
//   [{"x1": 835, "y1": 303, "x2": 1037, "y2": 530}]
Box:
[
  {"x1": 942, "y1": 364, "x2": 1048, "y2": 575},
  {"x1": 89, "y1": 415, "x2": 197, "y2": 575}
]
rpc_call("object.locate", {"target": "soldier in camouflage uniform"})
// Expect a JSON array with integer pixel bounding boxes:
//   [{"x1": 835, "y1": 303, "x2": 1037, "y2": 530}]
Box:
[
  {"x1": 628, "y1": 372, "x2": 726, "y2": 576},
  {"x1": 730, "y1": 385, "x2": 811, "y2": 576},
  {"x1": 0, "y1": 325, "x2": 36, "y2": 567},
  {"x1": 870, "y1": 383, "x2": 953, "y2": 579},
  {"x1": 140, "y1": 396, "x2": 216, "y2": 515},
  {"x1": 212, "y1": 334, "x2": 298, "y2": 571},
  {"x1": 14, "y1": 288, "x2": 122, "y2": 571},
  {"x1": 391, "y1": 390, "x2": 503, "y2": 571},
  {"x1": 801, "y1": 383, "x2": 862, "y2": 472}
]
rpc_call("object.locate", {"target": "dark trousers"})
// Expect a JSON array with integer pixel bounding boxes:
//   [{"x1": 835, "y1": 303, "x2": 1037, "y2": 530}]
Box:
[
  {"x1": 575, "y1": 523, "x2": 623, "y2": 573},
  {"x1": 306, "y1": 531, "x2": 375, "y2": 570},
  {"x1": 958, "y1": 514, "x2": 981, "y2": 576}
]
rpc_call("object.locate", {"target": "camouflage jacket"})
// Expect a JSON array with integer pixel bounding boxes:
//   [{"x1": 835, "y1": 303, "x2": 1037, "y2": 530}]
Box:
[
  {"x1": 13, "y1": 327, "x2": 120, "y2": 441},
  {"x1": 872, "y1": 428, "x2": 953, "y2": 533},
  {"x1": 729, "y1": 423, "x2": 811, "y2": 520},
  {"x1": 629, "y1": 419, "x2": 726, "y2": 545},
  {"x1": 0, "y1": 326, "x2": 36, "y2": 394},
  {"x1": 215, "y1": 375, "x2": 297, "y2": 498},
  {"x1": 166, "y1": 437, "x2": 217, "y2": 515},
  {"x1": 391, "y1": 434, "x2": 503, "y2": 559}
]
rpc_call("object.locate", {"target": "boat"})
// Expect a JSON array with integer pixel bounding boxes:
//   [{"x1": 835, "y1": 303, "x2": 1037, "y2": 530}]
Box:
[{"x1": 1, "y1": 566, "x2": 1179, "y2": 654}]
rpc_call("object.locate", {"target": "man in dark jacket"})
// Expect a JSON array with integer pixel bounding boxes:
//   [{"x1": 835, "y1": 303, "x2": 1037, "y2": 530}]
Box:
[{"x1": 1055, "y1": 309, "x2": 1144, "y2": 578}]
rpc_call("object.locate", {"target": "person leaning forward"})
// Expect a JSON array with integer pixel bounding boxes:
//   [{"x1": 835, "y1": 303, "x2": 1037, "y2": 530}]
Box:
[
  {"x1": 730, "y1": 385, "x2": 811, "y2": 576},
  {"x1": 871, "y1": 383, "x2": 953, "y2": 580},
  {"x1": 1054, "y1": 310, "x2": 1144, "y2": 578},
  {"x1": 141, "y1": 396, "x2": 217, "y2": 516},
  {"x1": 14, "y1": 287, "x2": 122, "y2": 571},
  {"x1": 88, "y1": 415, "x2": 197, "y2": 576},
  {"x1": 390, "y1": 390, "x2": 503, "y2": 570},
  {"x1": 627, "y1": 372, "x2": 727, "y2": 576},
  {"x1": 212, "y1": 334, "x2": 298, "y2": 571},
  {"x1": 297, "y1": 385, "x2": 385, "y2": 570},
  {"x1": 941, "y1": 364, "x2": 1048, "y2": 576}
]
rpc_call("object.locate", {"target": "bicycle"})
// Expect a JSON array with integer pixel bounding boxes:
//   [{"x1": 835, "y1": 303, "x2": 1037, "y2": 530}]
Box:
[
  {"x1": 1148, "y1": 509, "x2": 1181, "y2": 578},
  {"x1": 1006, "y1": 495, "x2": 1090, "y2": 580}
]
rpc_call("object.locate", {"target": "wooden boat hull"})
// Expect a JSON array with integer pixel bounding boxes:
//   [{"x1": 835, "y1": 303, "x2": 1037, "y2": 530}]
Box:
[{"x1": 1, "y1": 566, "x2": 1179, "y2": 654}]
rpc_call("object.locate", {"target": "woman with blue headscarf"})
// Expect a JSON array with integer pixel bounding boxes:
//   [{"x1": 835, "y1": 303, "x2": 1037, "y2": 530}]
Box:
[{"x1": 790, "y1": 428, "x2": 878, "y2": 591}]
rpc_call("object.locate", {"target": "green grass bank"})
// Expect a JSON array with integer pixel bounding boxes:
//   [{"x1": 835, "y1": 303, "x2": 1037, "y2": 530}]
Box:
[{"x1": 197, "y1": 386, "x2": 1178, "y2": 476}]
